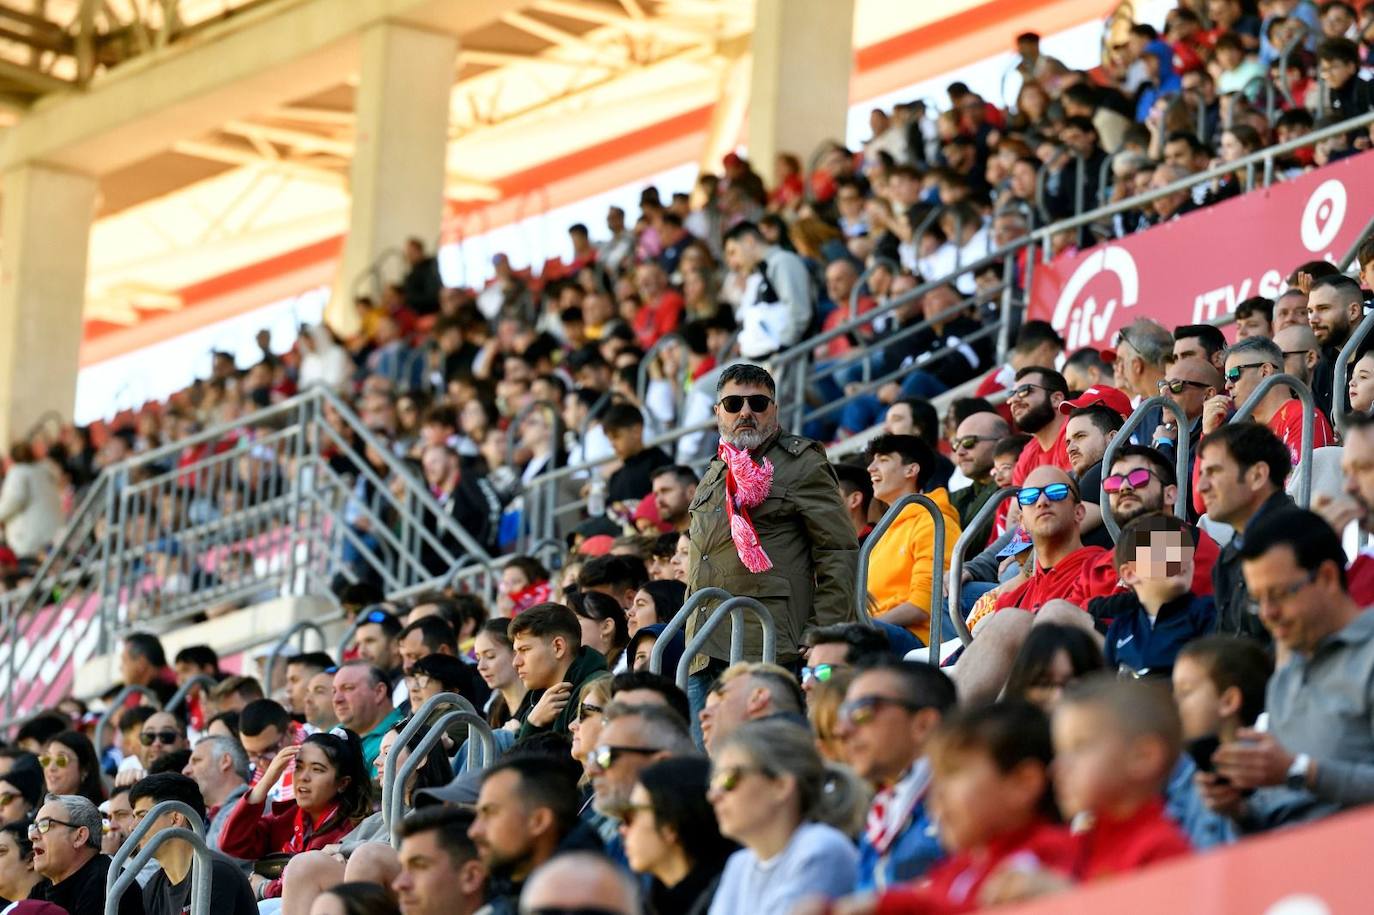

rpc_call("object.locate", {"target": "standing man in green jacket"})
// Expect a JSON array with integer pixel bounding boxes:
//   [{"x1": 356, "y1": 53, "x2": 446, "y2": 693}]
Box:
[
  {"x1": 509, "y1": 603, "x2": 609, "y2": 740},
  {"x1": 685, "y1": 363, "x2": 858, "y2": 728}
]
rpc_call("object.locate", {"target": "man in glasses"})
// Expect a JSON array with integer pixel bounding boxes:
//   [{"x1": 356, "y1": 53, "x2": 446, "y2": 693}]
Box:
[
  {"x1": 685, "y1": 363, "x2": 857, "y2": 721},
  {"x1": 31, "y1": 794, "x2": 145, "y2": 915},
  {"x1": 1198, "y1": 507, "x2": 1374, "y2": 829},
  {"x1": 698, "y1": 663, "x2": 805, "y2": 756},
  {"x1": 864, "y1": 434, "x2": 963, "y2": 645},
  {"x1": 1201, "y1": 338, "x2": 1335, "y2": 509},
  {"x1": 954, "y1": 466, "x2": 1113, "y2": 704},
  {"x1": 838, "y1": 660, "x2": 957, "y2": 891},
  {"x1": 799, "y1": 624, "x2": 892, "y2": 706},
  {"x1": 238, "y1": 699, "x2": 304, "y2": 804},
  {"x1": 1151, "y1": 358, "x2": 1223, "y2": 479},
  {"x1": 120, "y1": 712, "x2": 188, "y2": 789},
  {"x1": 1006, "y1": 367, "x2": 1070, "y2": 485},
  {"x1": 948, "y1": 412, "x2": 1009, "y2": 544},
  {"x1": 1196, "y1": 423, "x2": 1292, "y2": 640},
  {"x1": 587, "y1": 703, "x2": 693, "y2": 831}
]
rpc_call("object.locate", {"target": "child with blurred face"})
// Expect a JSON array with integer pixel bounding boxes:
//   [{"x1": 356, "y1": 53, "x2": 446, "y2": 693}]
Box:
[{"x1": 1087, "y1": 514, "x2": 1215, "y2": 678}]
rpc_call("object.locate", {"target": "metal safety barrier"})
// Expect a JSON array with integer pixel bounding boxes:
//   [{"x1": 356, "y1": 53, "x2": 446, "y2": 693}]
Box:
[
  {"x1": 382, "y1": 692, "x2": 480, "y2": 837},
  {"x1": 106, "y1": 825, "x2": 213, "y2": 915},
  {"x1": 673, "y1": 596, "x2": 776, "y2": 691},
  {"x1": 1100, "y1": 395, "x2": 1192, "y2": 541},
  {"x1": 945, "y1": 488, "x2": 1019, "y2": 647},
  {"x1": 165, "y1": 675, "x2": 219, "y2": 717},
  {"x1": 94, "y1": 685, "x2": 162, "y2": 767},
  {"x1": 1333, "y1": 309, "x2": 1374, "y2": 435},
  {"x1": 648, "y1": 588, "x2": 731, "y2": 676},
  {"x1": 263, "y1": 621, "x2": 331, "y2": 692},
  {"x1": 107, "y1": 800, "x2": 205, "y2": 895},
  {"x1": 387, "y1": 706, "x2": 495, "y2": 847},
  {"x1": 1229, "y1": 373, "x2": 1316, "y2": 508},
  {"x1": 855, "y1": 494, "x2": 948, "y2": 665}
]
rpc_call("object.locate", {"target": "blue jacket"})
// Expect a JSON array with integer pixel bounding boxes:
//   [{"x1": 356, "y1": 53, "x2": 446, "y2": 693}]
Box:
[
  {"x1": 1165, "y1": 755, "x2": 1236, "y2": 850},
  {"x1": 855, "y1": 795, "x2": 943, "y2": 893},
  {"x1": 1091, "y1": 591, "x2": 1217, "y2": 676}
]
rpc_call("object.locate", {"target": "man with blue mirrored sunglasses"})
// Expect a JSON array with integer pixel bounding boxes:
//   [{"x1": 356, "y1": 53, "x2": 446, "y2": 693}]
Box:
[{"x1": 953, "y1": 466, "x2": 1115, "y2": 705}]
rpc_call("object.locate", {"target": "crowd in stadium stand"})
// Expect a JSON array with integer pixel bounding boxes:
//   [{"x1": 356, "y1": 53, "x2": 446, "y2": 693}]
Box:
[{"x1": 5, "y1": 2, "x2": 1374, "y2": 913}]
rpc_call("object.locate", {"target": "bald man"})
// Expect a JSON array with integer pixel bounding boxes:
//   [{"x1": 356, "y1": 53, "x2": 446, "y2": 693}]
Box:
[
  {"x1": 951, "y1": 465, "x2": 1111, "y2": 703},
  {"x1": 950, "y1": 412, "x2": 1011, "y2": 545},
  {"x1": 1274, "y1": 325, "x2": 1321, "y2": 388},
  {"x1": 520, "y1": 853, "x2": 640, "y2": 915},
  {"x1": 1152, "y1": 357, "x2": 1223, "y2": 464}
]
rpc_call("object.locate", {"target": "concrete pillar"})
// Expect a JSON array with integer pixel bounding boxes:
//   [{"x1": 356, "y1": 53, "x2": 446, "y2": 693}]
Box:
[
  {"x1": 0, "y1": 163, "x2": 97, "y2": 445},
  {"x1": 327, "y1": 22, "x2": 457, "y2": 335},
  {"x1": 748, "y1": 0, "x2": 855, "y2": 188}
]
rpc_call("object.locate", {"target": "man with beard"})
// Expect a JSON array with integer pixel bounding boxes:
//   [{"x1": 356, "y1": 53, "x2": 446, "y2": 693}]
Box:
[
  {"x1": 1086, "y1": 445, "x2": 1220, "y2": 596},
  {"x1": 684, "y1": 363, "x2": 857, "y2": 720},
  {"x1": 1307, "y1": 274, "x2": 1366, "y2": 420},
  {"x1": 649, "y1": 465, "x2": 697, "y2": 533},
  {"x1": 468, "y1": 754, "x2": 595, "y2": 915},
  {"x1": 1006, "y1": 367, "x2": 1071, "y2": 485}
]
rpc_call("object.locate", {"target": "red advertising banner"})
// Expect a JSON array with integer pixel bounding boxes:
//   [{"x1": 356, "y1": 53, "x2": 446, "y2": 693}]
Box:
[
  {"x1": 1028, "y1": 150, "x2": 1374, "y2": 351},
  {"x1": 999, "y1": 804, "x2": 1374, "y2": 914}
]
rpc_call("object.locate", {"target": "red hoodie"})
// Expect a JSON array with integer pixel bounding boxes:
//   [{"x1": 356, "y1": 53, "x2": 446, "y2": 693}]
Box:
[
  {"x1": 874, "y1": 820, "x2": 1076, "y2": 914},
  {"x1": 1072, "y1": 798, "x2": 1192, "y2": 881}
]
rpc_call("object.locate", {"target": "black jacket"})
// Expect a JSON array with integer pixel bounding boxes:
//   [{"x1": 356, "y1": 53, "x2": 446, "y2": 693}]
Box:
[
  {"x1": 420, "y1": 474, "x2": 503, "y2": 575},
  {"x1": 1212, "y1": 490, "x2": 1290, "y2": 642},
  {"x1": 32, "y1": 853, "x2": 146, "y2": 915}
]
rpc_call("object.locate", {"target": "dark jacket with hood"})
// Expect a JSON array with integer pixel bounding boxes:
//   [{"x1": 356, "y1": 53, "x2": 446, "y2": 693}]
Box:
[{"x1": 514, "y1": 646, "x2": 609, "y2": 740}]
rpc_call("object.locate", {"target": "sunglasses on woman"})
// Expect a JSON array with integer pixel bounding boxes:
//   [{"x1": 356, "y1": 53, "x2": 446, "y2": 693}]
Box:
[
  {"x1": 709, "y1": 764, "x2": 772, "y2": 793},
  {"x1": 578, "y1": 702, "x2": 605, "y2": 722},
  {"x1": 1102, "y1": 467, "x2": 1159, "y2": 493},
  {"x1": 1015, "y1": 482, "x2": 1072, "y2": 507},
  {"x1": 39, "y1": 755, "x2": 72, "y2": 769},
  {"x1": 717, "y1": 394, "x2": 774, "y2": 414}
]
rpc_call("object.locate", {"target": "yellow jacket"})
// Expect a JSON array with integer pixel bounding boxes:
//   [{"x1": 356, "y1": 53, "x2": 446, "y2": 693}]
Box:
[{"x1": 866, "y1": 487, "x2": 963, "y2": 645}]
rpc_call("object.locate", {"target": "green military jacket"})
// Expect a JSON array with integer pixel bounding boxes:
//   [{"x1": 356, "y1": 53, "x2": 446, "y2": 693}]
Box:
[{"x1": 686, "y1": 429, "x2": 859, "y2": 671}]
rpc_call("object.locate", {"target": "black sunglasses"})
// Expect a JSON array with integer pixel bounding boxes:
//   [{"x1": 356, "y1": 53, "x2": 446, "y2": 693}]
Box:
[
  {"x1": 140, "y1": 730, "x2": 182, "y2": 747},
  {"x1": 717, "y1": 394, "x2": 774, "y2": 414}
]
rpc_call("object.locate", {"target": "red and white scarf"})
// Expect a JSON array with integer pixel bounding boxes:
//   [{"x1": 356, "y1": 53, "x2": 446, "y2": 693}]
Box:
[
  {"x1": 286, "y1": 801, "x2": 340, "y2": 854},
  {"x1": 717, "y1": 442, "x2": 775, "y2": 573},
  {"x1": 865, "y1": 759, "x2": 931, "y2": 859}
]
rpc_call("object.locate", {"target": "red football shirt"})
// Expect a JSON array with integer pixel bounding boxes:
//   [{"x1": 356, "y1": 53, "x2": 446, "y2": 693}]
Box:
[
  {"x1": 1012, "y1": 425, "x2": 1072, "y2": 487},
  {"x1": 1191, "y1": 398, "x2": 1335, "y2": 516},
  {"x1": 1073, "y1": 798, "x2": 1192, "y2": 881},
  {"x1": 996, "y1": 545, "x2": 1112, "y2": 613}
]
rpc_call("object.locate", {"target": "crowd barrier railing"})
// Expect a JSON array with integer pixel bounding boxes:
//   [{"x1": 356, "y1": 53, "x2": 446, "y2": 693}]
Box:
[
  {"x1": 105, "y1": 825, "x2": 213, "y2": 915},
  {"x1": 107, "y1": 800, "x2": 205, "y2": 896},
  {"x1": 1100, "y1": 395, "x2": 1192, "y2": 541},
  {"x1": 673, "y1": 596, "x2": 776, "y2": 691},
  {"x1": 855, "y1": 493, "x2": 948, "y2": 664},
  {"x1": 946, "y1": 488, "x2": 1019, "y2": 647},
  {"x1": 1229, "y1": 373, "x2": 1316, "y2": 508}
]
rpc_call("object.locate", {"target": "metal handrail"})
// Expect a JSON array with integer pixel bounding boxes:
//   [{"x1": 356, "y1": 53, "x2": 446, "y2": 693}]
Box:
[
  {"x1": 382, "y1": 692, "x2": 479, "y2": 834},
  {"x1": 648, "y1": 587, "x2": 731, "y2": 676},
  {"x1": 1333, "y1": 304, "x2": 1374, "y2": 435},
  {"x1": 107, "y1": 800, "x2": 205, "y2": 895},
  {"x1": 105, "y1": 826, "x2": 212, "y2": 915},
  {"x1": 946, "y1": 488, "x2": 1019, "y2": 647},
  {"x1": 673, "y1": 595, "x2": 776, "y2": 691},
  {"x1": 387, "y1": 707, "x2": 495, "y2": 847},
  {"x1": 93, "y1": 684, "x2": 162, "y2": 764},
  {"x1": 1100, "y1": 396, "x2": 1192, "y2": 541},
  {"x1": 263, "y1": 621, "x2": 329, "y2": 692},
  {"x1": 165, "y1": 675, "x2": 219, "y2": 716},
  {"x1": 1229, "y1": 372, "x2": 1315, "y2": 507},
  {"x1": 855, "y1": 494, "x2": 949, "y2": 665}
]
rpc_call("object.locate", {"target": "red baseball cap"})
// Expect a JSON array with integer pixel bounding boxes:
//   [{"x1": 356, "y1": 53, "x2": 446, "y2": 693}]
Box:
[
  {"x1": 578, "y1": 534, "x2": 615, "y2": 557},
  {"x1": 1058, "y1": 384, "x2": 1133, "y2": 419}
]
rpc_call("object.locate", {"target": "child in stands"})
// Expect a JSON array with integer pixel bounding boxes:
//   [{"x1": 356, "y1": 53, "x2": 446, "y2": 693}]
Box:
[
  {"x1": 868, "y1": 702, "x2": 1076, "y2": 914},
  {"x1": 1087, "y1": 514, "x2": 1216, "y2": 677}
]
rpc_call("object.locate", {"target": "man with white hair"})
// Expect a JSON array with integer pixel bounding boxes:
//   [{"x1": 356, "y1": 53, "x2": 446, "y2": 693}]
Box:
[
  {"x1": 30, "y1": 794, "x2": 146, "y2": 915},
  {"x1": 518, "y1": 852, "x2": 640, "y2": 915}
]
